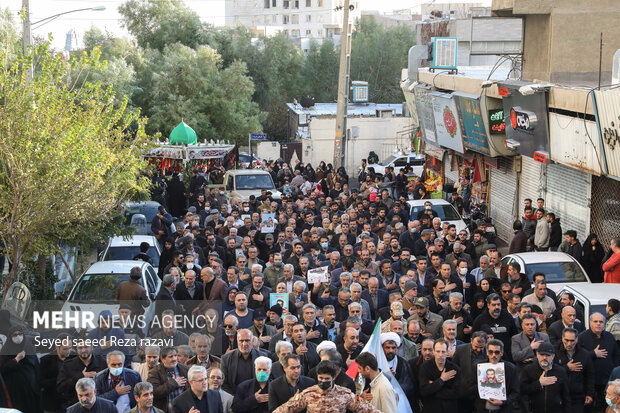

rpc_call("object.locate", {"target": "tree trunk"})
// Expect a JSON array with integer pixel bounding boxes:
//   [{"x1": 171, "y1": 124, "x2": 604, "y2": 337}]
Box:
[{"x1": 56, "y1": 244, "x2": 76, "y2": 282}]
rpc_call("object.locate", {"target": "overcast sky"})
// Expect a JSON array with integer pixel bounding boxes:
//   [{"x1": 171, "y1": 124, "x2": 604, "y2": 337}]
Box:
[{"x1": 2, "y1": 0, "x2": 490, "y2": 50}]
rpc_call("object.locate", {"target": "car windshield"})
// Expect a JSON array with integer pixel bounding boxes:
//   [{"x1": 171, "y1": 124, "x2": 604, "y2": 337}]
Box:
[
  {"x1": 524, "y1": 262, "x2": 588, "y2": 283},
  {"x1": 70, "y1": 273, "x2": 143, "y2": 301},
  {"x1": 410, "y1": 204, "x2": 461, "y2": 221},
  {"x1": 377, "y1": 155, "x2": 397, "y2": 166},
  {"x1": 235, "y1": 174, "x2": 275, "y2": 190},
  {"x1": 103, "y1": 246, "x2": 160, "y2": 267},
  {"x1": 123, "y1": 204, "x2": 158, "y2": 226}
]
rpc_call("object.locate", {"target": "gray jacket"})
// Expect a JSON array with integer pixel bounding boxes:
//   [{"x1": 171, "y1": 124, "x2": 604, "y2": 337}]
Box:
[{"x1": 511, "y1": 331, "x2": 550, "y2": 363}]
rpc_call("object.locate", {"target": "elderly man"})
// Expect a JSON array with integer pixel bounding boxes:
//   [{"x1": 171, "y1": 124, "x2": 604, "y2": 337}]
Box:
[
  {"x1": 350, "y1": 282, "x2": 372, "y2": 321},
  {"x1": 471, "y1": 255, "x2": 490, "y2": 284},
  {"x1": 605, "y1": 380, "x2": 620, "y2": 413},
  {"x1": 522, "y1": 280, "x2": 556, "y2": 320},
  {"x1": 439, "y1": 292, "x2": 473, "y2": 343},
  {"x1": 177, "y1": 346, "x2": 194, "y2": 366},
  {"x1": 554, "y1": 328, "x2": 595, "y2": 413},
  {"x1": 389, "y1": 319, "x2": 418, "y2": 361},
  {"x1": 186, "y1": 335, "x2": 221, "y2": 370},
  {"x1": 171, "y1": 366, "x2": 222, "y2": 413},
  {"x1": 132, "y1": 346, "x2": 160, "y2": 382},
  {"x1": 147, "y1": 347, "x2": 189, "y2": 412},
  {"x1": 151, "y1": 310, "x2": 190, "y2": 346},
  {"x1": 578, "y1": 313, "x2": 620, "y2": 411},
  {"x1": 128, "y1": 382, "x2": 164, "y2": 413},
  {"x1": 442, "y1": 319, "x2": 463, "y2": 358},
  {"x1": 95, "y1": 351, "x2": 142, "y2": 412},
  {"x1": 381, "y1": 332, "x2": 416, "y2": 409},
  {"x1": 445, "y1": 242, "x2": 473, "y2": 271},
  {"x1": 207, "y1": 367, "x2": 233, "y2": 413},
  {"x1": 548, "y1": 306, "x2": 584, "y2": 346},
  {"x1": 221, "y1": 329, "x2": 261, "y2": 394},
  {"x1": 67, "y1": 378, "x2": 116, "y2": 413},
  {"x1": 361, "y1": 277, "x2": 389, "y2": 320},
  {"x1": 231, "y1": 356, "x2": 272, "y2": 413}
]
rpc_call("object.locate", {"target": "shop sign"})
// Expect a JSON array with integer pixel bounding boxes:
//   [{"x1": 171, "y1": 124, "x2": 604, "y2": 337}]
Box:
[
  {"x1": 145, "y1": 146, "x2": 185, "y2": 159},
  {"x1": 414, "y1": 84, "x2": 437, "y2": 144},
  {"x1": 499, "y1": 81, "x2": 550, "y2": 161},
  {"x1": 423, "y1": 142, "x2": 445, "y2": 160},
  {"x1": 431, "y1": 92, "x2": 464, "y2": 153},
  {"x1": 454, "y1": 93, "x2": 491, "y2": 155},
  {"x1": 489, "y1": 109, "x2": 506, "y2": 134}
]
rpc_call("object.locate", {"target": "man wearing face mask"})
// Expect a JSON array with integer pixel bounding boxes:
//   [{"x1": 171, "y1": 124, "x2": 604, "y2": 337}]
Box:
[
  {"x1": 95, "y1": 351, "x2": 142, "y2": 412},
  {"x1": 522, "y1": 342, "x2": 571, "y2": 412},
  {"x1": 273, "y1": 360, "x2": 380, "y2": 413},
  {"x1": 67, "y1": 378, "x2": 116, "y2": 413},
  {"x1": 231, "y1": 356, "x2": 272, "y2": 413}
]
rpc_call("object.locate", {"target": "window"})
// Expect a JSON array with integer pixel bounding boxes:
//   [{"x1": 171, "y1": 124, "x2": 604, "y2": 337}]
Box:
[
  {"x1": 104, "y1": 247, "x2": 160, "y2": 267},
  {"x1": 283, "y1": 15, "x2": 290, "y2": 24},
  {"x1": 318, "y1": 0, "x2": 323, "y2": 6},
  {"x1": 264, "y1": 0, "x2": 270, "y2": 7},
  {"x1": 291, "y1": 29, "x2": 300, "y2": 37},
  {"x1": 306, "y1": 29, "x2": 312, "y2": 36},
  {"x1": 283, "y1": 0, "x2": 289, "y2": 8},
  {"x1": 283, "y1": 29, "x2": 289, "y2": 35},
  {"x1": 292, "y1": 14, "x2": 299, "y2": 24},
  {"x1": 234, "y1": 174, "x2": 275, "y2": 190},
  {"x1": 306, "y1": 14, "x2": 311, "y2": 22},
  {"x1": 273, "y1": 0, "x2": 277, "y2": 5},
  {"x1": 306, "y1": 0, "x2": 311, "y2": 6},
  {"x1": 317, "y1": 29, "x2": 323, "y2": 37},
  {"x1": 272, "y1": 14, "x2": 278, "y2": 23},
  {"x1": 294, "y1": 0, "x2": 299, "y2": 8}
]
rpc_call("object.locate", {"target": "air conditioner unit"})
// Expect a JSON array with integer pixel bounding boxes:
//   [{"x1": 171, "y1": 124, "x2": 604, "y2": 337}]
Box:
[
  {"x1": 351, "y1": 81, "x2": 369, "y2": 103},
  {"x1": 431, "y1": 37, "x2": 458, "y2": 70}
]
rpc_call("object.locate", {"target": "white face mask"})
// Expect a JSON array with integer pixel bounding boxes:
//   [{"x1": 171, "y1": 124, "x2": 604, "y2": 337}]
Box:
[
  {"x1": 459, "y1": 267, "x2": 467, "y2": 276},
  {"x1": 12, "y1": 334, "x2": 23, "y2": 345},
  {"x1": 186, "y1": 263, "x2": 194, "y2": 270}
]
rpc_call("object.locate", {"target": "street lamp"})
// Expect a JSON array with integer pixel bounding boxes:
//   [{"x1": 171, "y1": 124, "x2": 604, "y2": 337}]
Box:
[{"x1": 21, "y1": 3, "x2": 106, "y2": 54}]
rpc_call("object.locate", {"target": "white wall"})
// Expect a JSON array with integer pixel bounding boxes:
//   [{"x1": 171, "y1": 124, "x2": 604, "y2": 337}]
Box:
[
  {"x1": 304, "y1": 116, "x2": 413, "y2": 175},
  {"x1": 257, "y1": 141, "x2": 282, "y2": 161}
]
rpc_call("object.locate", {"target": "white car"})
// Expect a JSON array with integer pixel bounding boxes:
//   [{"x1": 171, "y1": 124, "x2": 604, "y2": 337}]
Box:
[
  {"x1": 61, "y1": 260, "x2": 161, "y2": 336},
  {"x1": 368, "y1": 153, "x2": 425, "y2": 176},
  {"x1": 101, "y1": 235, "x2": 161, "y2": 271},
  {"x1": 501, "y1": 252, "x2": 590, "y2": 293},
  {"x1": 556, "y1": 284, "x2": 620, "y2": 329},
  {"x1": 406, "y1": 199, "x2": 468, "y2": 234}
]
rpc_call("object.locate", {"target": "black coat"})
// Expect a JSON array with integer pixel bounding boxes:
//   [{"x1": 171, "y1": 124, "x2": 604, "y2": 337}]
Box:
[
  {"x1": 172, "y1": 388, "x2": 222, "y2": 413},
  {"x1": 577, "y1": 329, "x2": 620, "y2": 386},
  {"x1": 174, "y1": 281, "x2": 205, "y2": 314},
  {"x1": 554, "y1": 343, "x2": 595, "y2": 403},
  {"x1": 473, "y1": 359, "x2": 520, "y2": 413},
  {"x1": 0, "y1": 336, "x2": 41, "y2": 413},
  {"x1": 391, "y1": 355, "x2": 417, "y2": 409},
  {"x1": 521, "y1": 361, "x2": 571, "y2": 413},
  {"x1": 361, "y1": 289, "x2": 389, "y2": 320},
  {"x1": 451, "y1": 343, "x2": 487, "y2": 401},
  {"x1": 231, "y1": 379, "x2": 270, "y2": 413},
  {"x1": 419, "y1": 359, "x2": 461, "y2": 413},
  {"x1": 40, "y1": 352, "x2": 75, "y2": 411},
  {"x1": 472, "y1": 310, "x2": 519, "y2": 361},
  {"x1": 267, "y1": 374, "x2": 315, "y2": 411},
  {"x1": 57, "y1": 355, "x2": 107, "y2": 408}
]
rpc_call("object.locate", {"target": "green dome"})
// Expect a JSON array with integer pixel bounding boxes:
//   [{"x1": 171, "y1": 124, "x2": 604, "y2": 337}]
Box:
[{"x1": 169, "y1": 121, "x2": 197, "y2": 144}]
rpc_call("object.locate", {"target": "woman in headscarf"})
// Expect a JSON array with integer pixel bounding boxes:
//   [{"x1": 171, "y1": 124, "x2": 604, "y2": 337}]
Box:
[
  {"x1": 304, "y1": 164, "x2": 317, "y2": 183},
  {"x1": 582, "y1": 233, "x2": 605, "y2": 283},
  {"x1": 0, "y1": 326, "x2": 40, "y2": 412},
  {"x1": 222, "y1": 285, "x2": 240, "y2": 313}
]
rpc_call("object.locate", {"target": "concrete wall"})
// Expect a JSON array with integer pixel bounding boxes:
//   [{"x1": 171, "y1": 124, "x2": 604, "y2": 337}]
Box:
[
  {"x1": 256, "y1": 141, "x2": 282, "y2": 161},
  {"x1": 304, "y1": 116, "x2": 413, "y2": 176}
]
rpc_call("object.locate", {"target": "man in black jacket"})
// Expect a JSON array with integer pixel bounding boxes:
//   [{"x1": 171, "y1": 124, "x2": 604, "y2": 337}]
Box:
[
  {"x1": 419, "y1": 338, "x2": 461, "y2": 412},
  {"x1": 521, "y1": 342, "x2": 571, "y2": 413},
  {"x1": 57, "y1": 341, "x2": 107, "y2": 410},
  {"x1": 268, "y1": 354, "x2": 315, "y2": 411},
  {"x1": 172, "y1": 365, "x2": 222, "y2": 413},
  {"x1": 452, "y1": 331, "x2": 488, "y2": 413},
  {"x1": 474, "y1": 339, "x2": 520, "y2": 413},
  {"x1": 40, "y1": 333, "x2": 74, "y2": 413},
  {"x1": 577, "y1": 312, "x2": 620, "y2": 411},
  {"x1": 472, "y1": 293, "x2": 519, "y2": 362},
  {"x1": 554, "y1": 327, "x2": 594, "y2": 413}
]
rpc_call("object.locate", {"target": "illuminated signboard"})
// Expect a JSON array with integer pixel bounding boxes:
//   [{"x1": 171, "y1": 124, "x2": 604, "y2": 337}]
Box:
[{"x1": 489, "y1": 109, "x2": 506, "y2": 134}]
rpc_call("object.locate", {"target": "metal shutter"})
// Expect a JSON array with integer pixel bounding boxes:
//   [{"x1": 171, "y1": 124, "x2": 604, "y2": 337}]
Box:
[
  {"x1": 489, "y1": 157, "x2": 518, "y2": 242},
  {"x1": 519, "y1": 155, "x2": 545, "y2": 210},
  {"x1": 546, "y1": 163, "x2": 591, "y2": 243}
]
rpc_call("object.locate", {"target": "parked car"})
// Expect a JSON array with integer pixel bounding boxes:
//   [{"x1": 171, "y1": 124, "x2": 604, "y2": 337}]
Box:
[
  {"x1": 100, "y1": 235, "x2": 161, "y2": 271},
  {"x1": 238, "y1": 152, "x2": 261, "y2": 166},
  {"x1": 501, "y1": 251, "x2": 591, "y2": 293},
  {"x1": 207, "y1": 169, "x2": 282, "y2": 201},
  {"x1": 122, "y1": 201, "x2": 175, "y2": 235},
  {"x1": 61, "y1": 260, "x2": 161, "y2": 336},
  {"x1": 368, "y1": 152, "x2": 425, "y2": 176},
  {"x1": 406, "y1": 199, "x2": 468, "y2": 234},
  {"x1": 556, "y1": 284, "x2": 620, "y2": 329}
]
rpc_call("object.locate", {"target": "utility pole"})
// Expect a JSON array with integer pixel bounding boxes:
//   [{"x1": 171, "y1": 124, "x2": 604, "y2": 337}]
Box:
[
  {"x1": 22, "y1": 0, "x2": 32, "y2": 55},
  {"x1": 333, "y1": 0, "x2": 352, "y2": 170}
]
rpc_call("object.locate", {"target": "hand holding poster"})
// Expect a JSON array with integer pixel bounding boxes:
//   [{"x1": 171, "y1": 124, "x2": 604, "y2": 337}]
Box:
[
  {"x1": 307, "y1": 266, "x2": 328, "y2": 284},
  {"x1": 477, "y1": 362, "x2": 507, "y2": 401},
  {"x1": 261, "y1": 213, "x2": 276, "y2": 233},
  {"x1": 270, "y1": 293, "x2": 289, "y2": 314}
]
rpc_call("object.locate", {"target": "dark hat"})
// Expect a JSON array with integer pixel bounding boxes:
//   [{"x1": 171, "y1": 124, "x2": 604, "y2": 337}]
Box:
[
  {"x1": 99, "y1": 310, "x2": 113, "y2": 320},
  {"x1": 265, "y1": 234, "x2": 274, "y2": 240},
  {"x1": 486, "y1": 244, "x2": 497, "y2": 250},
  {"x1": 188, "y1": 206, "x2": 197, "y2": 214},
  {"x1": 269, "y1": 304, "x2": 283, "y2": 317},
  {"x1": 210, "y1": 209, "x2": 219, "y2": 214},
  {"x1": 404, "y1": 280, "x2": 418, "y2": 294},
  {"x1": 252, "y1": 309, "x2": 267, "y2": 320},
  {"x1": 537, "y1": 342, "x2": 555, "y2": 356},
  {"x1": 119, "y1": 304, "x2": 131, "y2": 311}
]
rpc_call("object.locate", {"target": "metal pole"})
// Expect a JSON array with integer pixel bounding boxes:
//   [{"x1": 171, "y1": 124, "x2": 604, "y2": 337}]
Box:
[
  {"x1": 248, "y1": 134, "x2": 252, "y2": 167},
  {"x1": 333, "y1": 0, "x2": 351, "y2": 170}
]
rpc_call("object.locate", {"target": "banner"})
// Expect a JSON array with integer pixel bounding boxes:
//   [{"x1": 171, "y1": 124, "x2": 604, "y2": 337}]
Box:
[
  {"x1": 477, "y1": 362, "x2": 507, "y2": 401},
  {"x1": 307, "y1": 266, "x2": 328, "y2": 284},
  {"x1": 260, "y1": 213, "x2": 276, "y2": 233},
  {"x1": 270, "y1": 293, "x2": 289, "y2": 313}
]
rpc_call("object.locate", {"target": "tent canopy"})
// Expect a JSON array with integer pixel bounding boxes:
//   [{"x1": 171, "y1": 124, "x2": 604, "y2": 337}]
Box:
[{"x1": 170, "y1": 121, "x2": 197, "y2": 145}]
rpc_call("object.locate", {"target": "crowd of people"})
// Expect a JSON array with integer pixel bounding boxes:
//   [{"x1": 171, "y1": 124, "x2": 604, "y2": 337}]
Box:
[{"x1": 1, "y1": 156, "x2": 620, "y2": 413}]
